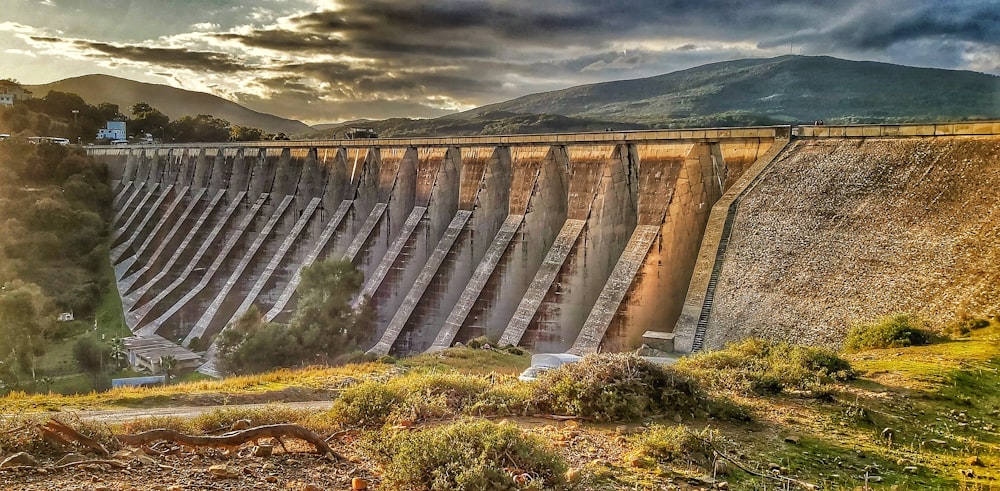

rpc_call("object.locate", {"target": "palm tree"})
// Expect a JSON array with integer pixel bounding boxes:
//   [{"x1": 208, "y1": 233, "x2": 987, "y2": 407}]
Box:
[
  {"x1": 159, "y1": 355, "x2": 177, "y2": 385},
  {"x1": 109, "y1": 337, "x2": 127, "y2": 370}
]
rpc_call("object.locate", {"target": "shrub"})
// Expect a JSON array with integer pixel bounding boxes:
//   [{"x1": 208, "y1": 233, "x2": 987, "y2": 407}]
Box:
[
  {"x1": 327, "y1": 370, "x2": 504, "y2": 427},
  {"x1": 844, "y1": 313, "x2": 932, "y2": 352},
  {"x1": 466, "y1": 336, "x2": 492, "y2": 349},
  {"x1": 945, "y1": 315, "x2": 991, "y2": 337},
  {"x1": 675, "y1": 338, "x2": 854, "y2": 395},
  {"x1": 360, "y1": 419, "x2": 567, "y2": 490},
  {"x1": 625, "y1": 424, "x2": 702, "y2": 467},
  {"x1": 533, "y1": 353, "x2": 702, "y2": 421}
]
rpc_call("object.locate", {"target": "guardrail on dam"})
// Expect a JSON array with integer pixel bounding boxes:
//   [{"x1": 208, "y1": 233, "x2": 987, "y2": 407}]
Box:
[
  {"x1": 88, "y1": 126, "x2": 784, "y2": 356},
  {"x1": 87, "y1": 121, "x2": 999, "y2": 358}
]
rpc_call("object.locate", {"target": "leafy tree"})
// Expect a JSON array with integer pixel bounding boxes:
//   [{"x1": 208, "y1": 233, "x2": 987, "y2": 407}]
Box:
[
  {"x1": 129, "y1": 102, "x2": 169, "y2": 139},
  {"x1": 73, "y1": 335, "x2": 109, "y2": 385},
  {"x1": 230, "y1": 125, "x2": 263, "y2": 141},
  {"x1": 0, "y1": 281, "x2": 51, "y2": 382},
  {"x1": 168, "y1": 114, "x2": 231, "y2": 142},
  {"x1": 109, "y1": 337, "x2": 128, "y2": 370},
  {"x1": 217, "y1": 260, "x2": 373, "y2": 375}
]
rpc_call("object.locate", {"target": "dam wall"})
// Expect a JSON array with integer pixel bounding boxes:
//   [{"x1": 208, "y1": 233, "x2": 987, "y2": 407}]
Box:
[
  {"x1": 90, "y1": 127, "x2": 779, "y2": 354},
  {"x1": 674, "y1": 120, "x2": 1000, "y2": 352}
]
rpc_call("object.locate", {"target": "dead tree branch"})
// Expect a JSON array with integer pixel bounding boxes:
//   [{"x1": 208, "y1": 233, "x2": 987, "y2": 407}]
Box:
[{"x1": 114, "y1": 424, "x2": 344, "y2": 460}]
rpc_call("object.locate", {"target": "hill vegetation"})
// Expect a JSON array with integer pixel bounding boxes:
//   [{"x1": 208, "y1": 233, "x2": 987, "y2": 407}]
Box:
[
  {"x1": 314, "y1": 56, "x2": 999, "y2": 138},
  {"x1": 465, "y1": 55, "x2": 1000, "y2": 128},
  {"x1": 0, "y1": 141, "x2": 115, "y2": 392}
]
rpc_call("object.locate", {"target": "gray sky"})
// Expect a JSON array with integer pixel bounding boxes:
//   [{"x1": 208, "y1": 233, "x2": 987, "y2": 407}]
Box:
[{"x1": 1, "y1": 0, "x2": 997, "y2": 124}]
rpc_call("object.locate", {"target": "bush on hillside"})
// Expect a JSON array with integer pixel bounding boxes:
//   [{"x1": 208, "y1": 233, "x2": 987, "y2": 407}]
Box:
[
  {"x1": 360, "y1": 419, "x2": 567, "y2": 490},
  {"x1": 675, "y1": 338, "x2": 854, "y2": 395},
  {"x1": 533, "y1": 353, "x2": 702, "y2": 422},
  {"x1": 945, "y1": 314, "x2": 992, "y2": 337},
  {"x1": 844, "y1": 313, "x2": 932, "y2": 352}
]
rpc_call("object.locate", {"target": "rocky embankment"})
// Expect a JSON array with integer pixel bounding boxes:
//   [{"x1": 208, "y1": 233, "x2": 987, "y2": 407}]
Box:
[{"x1": 707, "y1": 136, "x2": 1000, "y2": 348}]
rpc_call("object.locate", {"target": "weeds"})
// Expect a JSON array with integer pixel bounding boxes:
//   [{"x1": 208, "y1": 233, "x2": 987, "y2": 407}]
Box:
[{"x1": 675, "y1": 338, "x2": 854, "y2": 395}]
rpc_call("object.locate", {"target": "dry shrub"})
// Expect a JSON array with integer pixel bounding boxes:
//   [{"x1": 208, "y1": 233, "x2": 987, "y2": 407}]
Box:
[
  {"x1": 533, "y1": 353, "x2": 702, "y2": 422},
  {"x1": 360, "y1": 419, "x2": 566, "y2": 490}
]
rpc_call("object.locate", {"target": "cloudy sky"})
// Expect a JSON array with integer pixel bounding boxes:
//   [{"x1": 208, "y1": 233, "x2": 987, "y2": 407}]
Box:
[{"x1": 1, "y1": 0, "x2": 996, "y2": 124}]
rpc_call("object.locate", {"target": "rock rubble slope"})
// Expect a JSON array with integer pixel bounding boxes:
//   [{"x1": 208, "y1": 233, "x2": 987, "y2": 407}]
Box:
[{"x1": 707, "y1": 136, "x2": 1000, "y2": 348}]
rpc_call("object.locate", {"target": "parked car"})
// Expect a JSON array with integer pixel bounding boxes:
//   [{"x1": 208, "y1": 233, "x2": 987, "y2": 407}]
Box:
[{"x1": 110, "y1": 139, "x2": 129, "y2": 145}]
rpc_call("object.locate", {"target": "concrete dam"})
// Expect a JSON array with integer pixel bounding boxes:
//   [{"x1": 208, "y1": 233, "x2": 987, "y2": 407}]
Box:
[{"x1": 87, "y1": 122, "x2": 999, "y2": 358}]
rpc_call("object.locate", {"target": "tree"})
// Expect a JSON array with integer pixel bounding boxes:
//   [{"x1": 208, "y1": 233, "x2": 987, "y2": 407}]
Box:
[
  {"x1": 0, "y1": 281, "x2": 51, "y2": 382},
  {"x1": 72, "y1": 335, "x2": 109, "y2": 386},
  {"x1": 217, "y1": 260, "x2": 371, "y2": 375},
  {"x1": 129, "y1": 102, "x2": 169, "y2": 138},
  {"x1": 168, "y1": 114, "x2": 231, "y2": 142},
  {"x1": 109, "y1": 337, "x2": 127, "y2": 370},
  {"x1": 230, "y1": 125, "x2": 263, "y2": 142},
  {"x1": 159, "y1": 355, "x2": 177, "y2": 384}
]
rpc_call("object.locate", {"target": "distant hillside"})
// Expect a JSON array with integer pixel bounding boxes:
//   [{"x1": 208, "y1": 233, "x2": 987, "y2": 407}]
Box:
[
  {"x1": 460, "y1": 55, "x2": 1000, "y2": 128},
  {"x1": 307, "y1": 111, "x2": 647, "y2": 139},
  {"x1": 27, "y1": 74, "x2": 311, "y2": 135}
]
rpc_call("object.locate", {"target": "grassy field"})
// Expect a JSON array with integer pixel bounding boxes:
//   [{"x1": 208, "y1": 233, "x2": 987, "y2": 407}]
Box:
[{"x1": 2, "y1": 323, "x2": 995, "y2": 489}]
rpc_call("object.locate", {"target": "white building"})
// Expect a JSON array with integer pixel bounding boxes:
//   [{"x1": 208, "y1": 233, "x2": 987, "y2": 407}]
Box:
[
  {"x1": 0, "y1": 81, "x2": 30, "y2": 106},
  {"x1": 97, "y1": 121, "x2": 127, "y2": 140}
]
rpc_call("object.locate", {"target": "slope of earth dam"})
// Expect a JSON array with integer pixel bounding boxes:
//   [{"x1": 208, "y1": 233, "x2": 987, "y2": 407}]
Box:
[{"x1": 86, "y1": 122, "x2": 999, "y2": 358}]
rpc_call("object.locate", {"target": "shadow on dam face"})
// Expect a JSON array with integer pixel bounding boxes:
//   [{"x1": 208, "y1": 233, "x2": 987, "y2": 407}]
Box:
[{"x1": 92, "y1": 129, "x2": 791, "y2": 356}]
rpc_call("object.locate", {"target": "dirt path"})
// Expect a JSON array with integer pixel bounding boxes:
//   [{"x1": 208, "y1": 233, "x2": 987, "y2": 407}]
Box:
[{"x1": 51, "y1": 400, "x2": 337, "y2": 423}]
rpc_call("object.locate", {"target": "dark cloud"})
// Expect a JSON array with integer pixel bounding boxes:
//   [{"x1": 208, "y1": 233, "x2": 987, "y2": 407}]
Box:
[
  {"x1": 11, "y1": 0, "x2": 995, "y2": 123},
  {"x1": 214, "y1": 29, "x2": 347, "y2": 52},
  {"x1": 77, "y1": 41, "x2": 247, "y2": 72},
  {"x1": 758, "y1": 1, "x2": 998, "y2": 51}
]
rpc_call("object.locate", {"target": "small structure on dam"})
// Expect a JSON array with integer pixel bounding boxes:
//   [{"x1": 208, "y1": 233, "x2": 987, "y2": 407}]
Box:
[
  {"x1": 90, "y1": 127, "x2": 780, "y2": 357},
  {"x1": 88, "y1": 121, "x2": 999, "y2": 362}
]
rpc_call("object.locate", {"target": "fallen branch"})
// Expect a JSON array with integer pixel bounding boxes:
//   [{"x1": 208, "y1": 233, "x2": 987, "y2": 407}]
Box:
[
  {"x1": 1, "y1": 424, "x2": 30, "y2": 436},
  {"x1": 688, "y1": 431, "x2": 818, "y2": 490},
  {"x1": 56, "y1": 459, "x2": 128, "y2": 470},
  {"x1": 114, "y1": 424, "x2": 344, "y2": 460},
  {"x1": 39, "y1": 419, "x2": 110, "y2": 457}
]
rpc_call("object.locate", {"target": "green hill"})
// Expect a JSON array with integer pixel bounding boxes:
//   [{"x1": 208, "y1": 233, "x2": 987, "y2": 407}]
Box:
[{"x1": 464, "y1": 55, "x2": 1000, "y2": 127}]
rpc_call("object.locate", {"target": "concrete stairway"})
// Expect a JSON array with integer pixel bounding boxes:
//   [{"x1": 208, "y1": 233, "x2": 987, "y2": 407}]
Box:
[
  {"x1": 571, "y1": 224, "x2": 661, "y2": 353},
  {"x1": 429, "y1": 214, "x2": 524, "y2": 352},
  {"x1": 356, "y1": 206, "x2": 427, "y2": 305},
  {"x1": 344, "y1": 203, "x2": 388, "y2": 263},
  {"x1": 231, "y1": 197, "x2": 322, "y2": 326},
  {"x1": 369, "y1": 209, "x2": 473, "y2": 355},
  {"x1": 139, "y1": 193, "x2": 269, "y2": 336},
  {"x1": 185, "y1": 194, "x2": 295, "y2": 344},
  {"x1": 498, "y1": 218, "x2": 587, "y2": 347},
  {"x1": 129, "y1": 192, "x2": 252, "y2": 331},
  {"x1": 122, "y1": 190, "x2": 223, "y2": 311},
  {"x1": 265, "y1": 199, "x2": 354, "y2": 322}
]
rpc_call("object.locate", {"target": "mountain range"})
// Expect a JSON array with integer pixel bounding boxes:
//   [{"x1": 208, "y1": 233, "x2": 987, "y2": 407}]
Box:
[{"x1": 26, "y1": 56, "x2": 1000, "y2": 138}]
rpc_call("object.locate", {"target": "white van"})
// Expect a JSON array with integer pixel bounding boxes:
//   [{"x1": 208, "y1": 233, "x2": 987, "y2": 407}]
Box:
[
  {"x1": 517, "y1": 353, "x2": 582, "y2": 382},
  {"x1": 110, "y1": 139, "x2": 129, "y2": 146}
]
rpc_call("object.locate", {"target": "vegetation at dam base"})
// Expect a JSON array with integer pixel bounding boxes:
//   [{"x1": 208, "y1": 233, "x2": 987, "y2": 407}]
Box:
[
  {"x1": 217, "y1": 259, "x2": 377, "y2": 375},
  {"x1": 1, "y1": 319, "x2": 998, "y2": 489}
]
